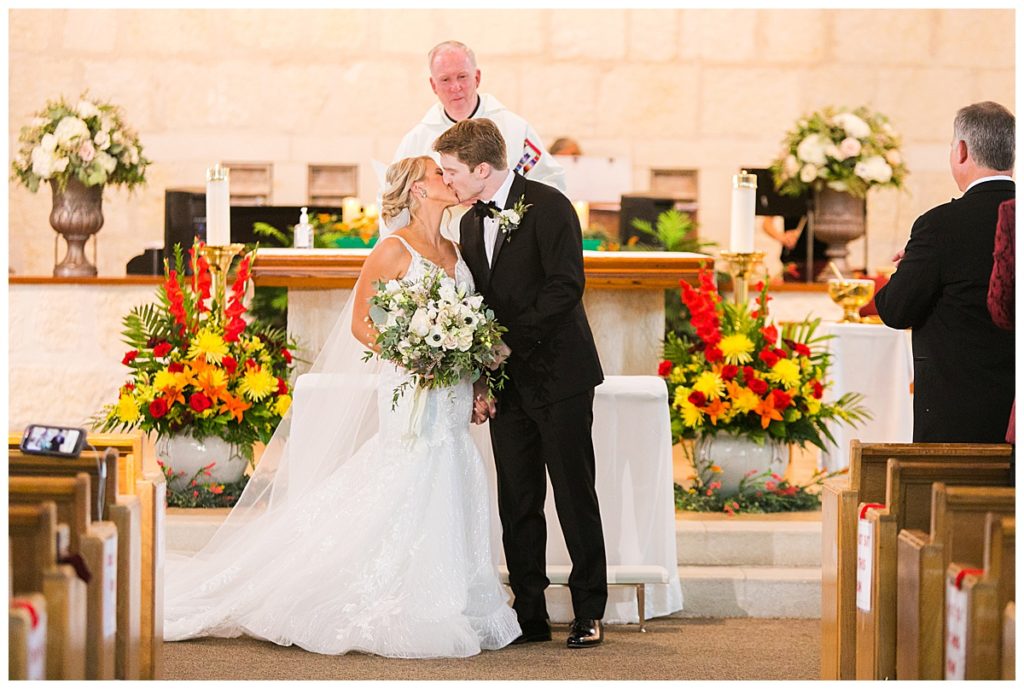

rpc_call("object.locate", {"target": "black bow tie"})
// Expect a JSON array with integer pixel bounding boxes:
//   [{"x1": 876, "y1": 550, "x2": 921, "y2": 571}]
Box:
[{"x1": 473, "y1": 200, "x2": 499, "y2": 219}]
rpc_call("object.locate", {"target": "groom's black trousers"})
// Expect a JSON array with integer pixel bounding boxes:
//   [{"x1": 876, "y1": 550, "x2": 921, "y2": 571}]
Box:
[{"x1": 489, "y1": 378, "x2": 608, "y2": 624}]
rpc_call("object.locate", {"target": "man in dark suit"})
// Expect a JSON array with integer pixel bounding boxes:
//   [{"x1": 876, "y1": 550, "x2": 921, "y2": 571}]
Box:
[
  {"x1": 875, "y1": 101, "x2": 1015, "y2": 443},
  {"x1": 434, "y1": 118, "x2": 607, "y2": 648}
]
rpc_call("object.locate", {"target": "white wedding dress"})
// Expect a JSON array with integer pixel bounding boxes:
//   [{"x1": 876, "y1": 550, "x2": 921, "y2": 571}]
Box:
[{"x1": 164, "y1": 235, "x2": 521, "y2": 658}]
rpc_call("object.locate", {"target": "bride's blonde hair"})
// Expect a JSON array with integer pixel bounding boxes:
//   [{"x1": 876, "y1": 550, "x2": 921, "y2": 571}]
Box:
[{"x1": 381, "y1": 156, "x2": 435, "y2": 224}]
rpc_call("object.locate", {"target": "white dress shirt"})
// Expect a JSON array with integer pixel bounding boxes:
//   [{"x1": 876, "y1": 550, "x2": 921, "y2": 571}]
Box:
[
  {"x1": 482, "y1": 170, "x2": 516, "y2": 266},
  {"x1": 965, "y1": 174, "x2": 1014, "y2": 192}
]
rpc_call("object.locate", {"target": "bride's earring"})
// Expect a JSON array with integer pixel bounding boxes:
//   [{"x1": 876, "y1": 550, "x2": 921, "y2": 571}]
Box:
[{"x1": 420, "y1": 190, "x2": 427, "y2": 198}]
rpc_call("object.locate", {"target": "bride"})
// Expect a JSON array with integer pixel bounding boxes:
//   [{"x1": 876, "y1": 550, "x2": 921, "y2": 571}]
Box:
[{"x1": 163, "y1": 156, "x2": 522, "y2": 658}]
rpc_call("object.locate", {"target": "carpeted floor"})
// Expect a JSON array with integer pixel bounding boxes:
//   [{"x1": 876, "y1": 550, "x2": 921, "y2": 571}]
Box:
[{"x1": 163, "y1": 616, "x2": 820, "y2": 680}]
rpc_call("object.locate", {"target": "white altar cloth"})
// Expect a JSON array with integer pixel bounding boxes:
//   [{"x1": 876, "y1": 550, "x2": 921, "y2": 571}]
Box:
[{"x1": 819, "y1": 322, "x2": 914, "y2": 472}]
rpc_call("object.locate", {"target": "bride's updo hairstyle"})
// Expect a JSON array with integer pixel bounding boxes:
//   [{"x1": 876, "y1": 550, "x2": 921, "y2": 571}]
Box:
[{"x1": 381, "y1": 156, "x2": 434, "y2": 224}]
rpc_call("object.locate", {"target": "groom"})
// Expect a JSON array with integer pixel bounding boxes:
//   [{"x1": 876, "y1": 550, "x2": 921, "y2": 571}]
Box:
[{"x1": 434, "y1": 118, "x2": 608, "y2": 648}]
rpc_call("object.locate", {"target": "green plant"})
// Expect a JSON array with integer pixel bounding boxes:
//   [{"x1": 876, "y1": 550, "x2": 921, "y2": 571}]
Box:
[
  {"x1": 629, "y1": 209, "x2": 716, "y2": 253},
  {"x1": 12, "y1": 92, "x2": 150, "y2": 192},
  {"x1": 157, "y1": 459, "x2": 250, "y2": 508}
]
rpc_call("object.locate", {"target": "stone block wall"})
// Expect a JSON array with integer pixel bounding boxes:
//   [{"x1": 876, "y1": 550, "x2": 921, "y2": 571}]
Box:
[{"x1": 8, "y1": 8, "x2": 1014, "y2": 277}]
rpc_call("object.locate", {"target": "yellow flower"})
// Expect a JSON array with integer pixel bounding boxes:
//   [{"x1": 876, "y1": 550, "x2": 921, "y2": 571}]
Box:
[
  {"x1": 115, "y1": 394, "x2": 140, "y2": 423},
  {"x1": 729, "y1": 384, "x2": 761, "y2": 414},
  {"x1": 673, "y1": 386, "x2": 692, "y2": 408},
  {"x1": 767, "y1": 358, "x2": 801, "y2": 388},
  {"x1": 274, "y1": 394, "x2": 292, "y2": 416},
  {"x1": 243, "y1": 336, "x2": 265, "y2": 353},
  {"x1": 668, "y1": 366, "x2": 687, "y2": 384},
  {"x1": 693, "y1": 371, "x2": 725, "y2": 400},
  {"x1": 679, "y1": 401, "x2": 704, "y2": 427},
  {"x1": 153, "y1": 369, "x2": 178, "y2": 390},
  {"x1": 239, "y1": 366, "x2": 277, "y2": 401},
  {"x1": 188, "y1": 329, "x2": 229, "y2": 364},
  {"x1": 719, "y1": 333, "x2": 755, "y2": 365},
  {"x1": 805, "y1": 396, "x2": 822, "y2": 415}
]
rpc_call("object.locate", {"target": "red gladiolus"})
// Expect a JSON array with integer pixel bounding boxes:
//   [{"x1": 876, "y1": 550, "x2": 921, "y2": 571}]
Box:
[
  {"x1": 688, "y1": 391, "x2": 707, "y2": 407},
  {"x1": 152, "y1": 341, "x2": 173, "y2": 358},
  {"x1": 281, "y1": 348, "x2": 293, "y2": 364},
  {"x1": 658, "y1": 360, "x2": 673, "y2": 377},
  {"x1": 122, "y1": 350, "x2": 139, "y2": 365},
  {"x1": 189, "y1": 392, "x2": 212, "y2": 413},
  {"x1": 748, "y1": 378, "x2": 769, "y2": 395},
  {"x1": 276, "y1": 377, "x2": 288, "y2": 395},
  {"x1": 189, "y1": 243, "x2": 212, "y2": 312},
  {"x1": 758, "y1": 348, "x2": 779, "y2": 367},
  {"x1": 164, "y1": 270, "x2": 188, "y2": 327},
  {"x1": 149, "y1": 397, "x2": 169, "y2": 418},
  {"x1": 168, "y1": 362, "x2": 185, "y2": 373},
  {"x1": 223, "y1": 318, "x2": 246, "y2": 343},
  {"x1": 760, "y1": 325, "x2": 778, "y2": 344},
  {"x1": 720, "y1": 364, "x2": 738, "y2": 381},
  {"x1": 810, "y1": 380, "x2": 824, "y2": 399},
  {"x1": 770, "y1": 389, "x2": 792, "y2": 409},
  {"x1": 122, "y1": 383, "x2": 135, "y2": 393},
  {"x1": 222, "y1": 356, "x2": 238, "y2": 374}
]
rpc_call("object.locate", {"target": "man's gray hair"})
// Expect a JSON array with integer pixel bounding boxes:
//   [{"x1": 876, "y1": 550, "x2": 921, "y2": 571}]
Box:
[
  {"x1": 953, "y1": 101, "x2": 1015, "y2": 171},
  {"x1": 428, "y1": 41, "x2": 477, "y2": 69}
]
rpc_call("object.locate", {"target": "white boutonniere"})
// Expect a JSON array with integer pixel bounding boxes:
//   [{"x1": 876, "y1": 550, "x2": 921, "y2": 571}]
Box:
[{"x1": 490, "y1": 195, "x2": 532, "y2": 241}]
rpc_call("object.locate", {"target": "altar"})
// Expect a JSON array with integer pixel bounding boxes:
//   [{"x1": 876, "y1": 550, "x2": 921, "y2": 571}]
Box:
[{"x1": 250, "y1": 248, "x2": 711, "y2": 377}]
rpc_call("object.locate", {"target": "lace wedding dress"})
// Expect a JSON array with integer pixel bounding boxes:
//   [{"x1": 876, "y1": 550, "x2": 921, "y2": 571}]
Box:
[{"x1": 164, "y1": 235, "x2": 521, "y2": 658}]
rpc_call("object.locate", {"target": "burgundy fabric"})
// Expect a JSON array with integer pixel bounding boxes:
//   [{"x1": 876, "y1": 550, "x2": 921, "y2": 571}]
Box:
[
  {"x1": 987, "y1": 198, "x2": 1015, "y2": 444},
  {"x1": 858, "y1": 273, "x2": 891, "y2": 317}
]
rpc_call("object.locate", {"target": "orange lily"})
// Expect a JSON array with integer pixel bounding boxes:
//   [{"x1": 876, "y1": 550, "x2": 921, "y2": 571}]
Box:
[
  {"x1": 220, "y1": 393, "x2": 251, "y2": 422},
  {"x1": 754, "y1": 398, "x2": 784, "y2": 429},
  {"x1": 705, "y1": 398, "x2": 730, "y2": 425}
]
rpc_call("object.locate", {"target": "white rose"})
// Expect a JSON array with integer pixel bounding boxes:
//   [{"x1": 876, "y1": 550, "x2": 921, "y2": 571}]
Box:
[
  {"x1": 824, "y1": 143, "x2": 841, "y2": 160},
  {"x1": 78, "y1": 139, "x2": 96, "y2": 163},
  {"x1": 53, "y1": 116, "x2": 90, "y2": 147},
  {"x1": 783, "y1": 154, "x2": 800, "y2": 177},
  {"x1": 885, "y1": 149, "x2": 902, "y2": 166},
  {"x1": 504, "y1": 209, "x2": 521, "y2": 225},
  {"x1": 125, "y1": 145, "x2": 139, "y2": 165},
  {"x1": 384, "y1": 279, "x2": 401, "y2": 294},
  {"x1": 838, "y1": 137, "x2": 862, "y2": 159},
  {"x1": 100, "y1": 115, "x2": 114, "y2": 132},
  {"x1": 796, "y1": 134, "x2": 827, "y2": 166},
  {"x1": 111, "y1": 130, "x2": 125, "y2": 146},
  {"x1": 95, "y1": 150, "x2": 117, "y2": 174},
  {"x1": 40, "y1": 133, "x2": 57, "y2": 153},
  {"x1": 53, "y1": 157, "x2": 69, "y2": 173},
  {"x1": 457, "y1": 333, "x2": 473, "y2": 351},
  {"x1": 93, "y1": 130, "x2": 110, "y2": 151},
  {"x1": 408, "y1": 308, "x2": 431, "y2": 337},
  {"x1": 30, "y1": 146, "x2": 55, "y2": 178},
  {"x1": 439, "y1": 282, "x2": 457, "y2": 304},
  {"x1": 76, "y1": 100, "x2": 99, "y2": 119},
  {"x1": 854, "y1": 156, "x2": 893, "y2": 184},
  {"x1": 833, "y1": 112, "x2": 871, "y2": 139},
  {"x1": 799, "y1": 163, "x2": 818, "y2": 183}
]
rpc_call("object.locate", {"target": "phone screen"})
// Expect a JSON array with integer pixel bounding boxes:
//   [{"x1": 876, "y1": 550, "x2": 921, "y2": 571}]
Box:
[{"x1": 22, "y1": 426, "x2": 84, "y2": 456}]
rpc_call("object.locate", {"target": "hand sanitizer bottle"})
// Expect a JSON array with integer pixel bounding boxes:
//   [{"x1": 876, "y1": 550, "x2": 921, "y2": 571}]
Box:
[{"x1": 295, "y1": 206, "x2": 312, "y2": 249}]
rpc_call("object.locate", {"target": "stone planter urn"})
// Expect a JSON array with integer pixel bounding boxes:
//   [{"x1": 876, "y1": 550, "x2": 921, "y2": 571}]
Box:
[
  {"x1": 50, "y1": 178, "x2": 104, "y2": 277},
  {"x1": 812, "y1": 188, "x2": 866, "y2": 278},
  {"x1": 694, "y1": 433, "x2": 788, "y2": 495},
  {"x1": 156, "y1": 435, "x2": 248, "y2": 488}
]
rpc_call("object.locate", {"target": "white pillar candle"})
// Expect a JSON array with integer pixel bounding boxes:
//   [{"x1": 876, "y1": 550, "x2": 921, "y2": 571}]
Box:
[
  {"x1": 205, "y1": 164, "x2": 231, "y2": 246},
  {"x1": 341, "y1": 197, "x2": 361, "y2": 224},
  {"x1": 573, "y1": 200, "x2": 590, "y2": 230},
  {"x1": 362, "y1": 203, "x2": 379, "y2": 219},
  {"x1": 729, "y1": 170, "x2": 757, "y2": 253}
]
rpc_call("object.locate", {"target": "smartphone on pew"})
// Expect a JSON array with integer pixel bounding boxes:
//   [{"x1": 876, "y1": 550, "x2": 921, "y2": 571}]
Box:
[{"x1": 19, "y1": 424, "x2": 87, "y2": 458}]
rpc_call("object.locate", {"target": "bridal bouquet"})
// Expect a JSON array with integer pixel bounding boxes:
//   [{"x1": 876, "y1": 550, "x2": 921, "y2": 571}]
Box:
[{"x1": 365, "y1": 267, "x2": 508, "y2": 407}]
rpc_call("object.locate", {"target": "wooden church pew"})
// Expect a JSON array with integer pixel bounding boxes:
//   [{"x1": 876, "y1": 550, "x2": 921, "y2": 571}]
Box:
[
  {"x1": 9, "y1": 448, "x2": 142, "y2": 679},
  {"x1": 896, "y1": 483, "x2": 1014, "y2": 680},
  {"x1": 855, "y1": 460, "x2": 1010, "y2": 679},
  {"x1": 9, "y1": 430, "x2": 144, "y2": 498},
  {"x1": 9, "y1": 592, "x2": 48, "y2": 680},
  {"x1": 9, "y1": 474, "x2": 118, "y2": 680},
  {"x1": 9, "y1": 502, "x2": 87, "y2": 680},
  {"x1": 1003, "y1": 601, "x2": 1015, "y2": 680},
  {"x1": 944, "y1": 515, "x2": 1014, "y2": 679},
  {"x1": 820, "y1": 441, "x2": 1011, "y2": 680}
]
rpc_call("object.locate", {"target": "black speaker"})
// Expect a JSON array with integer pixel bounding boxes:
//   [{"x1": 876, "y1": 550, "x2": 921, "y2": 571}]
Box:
[
  {"x1": 619, "y1": 193, "x2": 698, "y2": 244},
  {"x1": 745, "y1": 167, "x2": 810, "y2": 218}
]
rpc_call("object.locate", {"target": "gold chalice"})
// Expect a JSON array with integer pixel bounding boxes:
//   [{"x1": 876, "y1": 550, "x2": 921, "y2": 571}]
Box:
[{"x1": 827, "y1": 278, "x2": 875, "y2": 323}]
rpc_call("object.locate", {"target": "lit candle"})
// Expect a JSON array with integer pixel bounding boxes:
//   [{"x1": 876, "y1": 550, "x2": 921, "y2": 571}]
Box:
[
  {"x1": 341, "y1": 197, "x2": 361, "y2": 224},
  {"x1": 573, "y1": 200, "x2": 590, "y2": 230},
  {"x1": 730, "y1": 170, "x2": 757, "y2": 253},
  {"x1": 362, "y1": 203, "x2": 379, "y2": 219},
  {"x1": 205, "y1": 163, "x2": 231, "y2": 246}
]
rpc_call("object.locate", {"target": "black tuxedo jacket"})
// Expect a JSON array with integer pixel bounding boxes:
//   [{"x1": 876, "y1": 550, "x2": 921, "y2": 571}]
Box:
[
  {"x1": 874, "y1": 179, "x2": 1015, "y2": 442},
  {"x1": 460, "y1": 173, "x2": 603, "y2": 409}
]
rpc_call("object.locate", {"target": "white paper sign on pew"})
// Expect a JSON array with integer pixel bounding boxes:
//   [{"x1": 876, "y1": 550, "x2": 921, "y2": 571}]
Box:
[
  {"x1": 856, "y1": 504, "x2": 883, "y2": 612},
  {"x1": 945, "y1": 577, "x2": 968, "y2": 680},
  {"x1": 103, "y1": 539, "x2": 118, "y2": 639}
]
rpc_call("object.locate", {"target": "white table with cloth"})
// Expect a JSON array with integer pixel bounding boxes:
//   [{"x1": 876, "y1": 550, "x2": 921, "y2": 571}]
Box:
[
  {"x1": 819, "y1": 322, "x2": 915, "y2": 472},
  {"x1": 292, "y1": 373, "x2": 683, "y2": 625}
]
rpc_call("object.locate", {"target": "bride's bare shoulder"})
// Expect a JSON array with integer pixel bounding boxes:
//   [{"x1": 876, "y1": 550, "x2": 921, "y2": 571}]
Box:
[{"x1": 364, "y1": 234, "x2": 412, "y2": 275}]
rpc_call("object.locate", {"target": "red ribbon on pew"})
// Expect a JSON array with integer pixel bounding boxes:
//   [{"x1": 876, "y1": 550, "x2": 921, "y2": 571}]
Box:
[
  {"x1": 859, "y1": 502, "x2": 885, "y2": 519},
  {"x1": 953, "y1": 568, "x2": 985, "y2": 590},
  {"x1": 11, "y1": 599, "x2": 40, "y2": 629}
]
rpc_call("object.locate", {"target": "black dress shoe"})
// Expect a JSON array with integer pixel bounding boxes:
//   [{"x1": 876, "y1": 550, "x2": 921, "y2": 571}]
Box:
[
  {"x1": 511, "y1": 619, "x2": 551, "y2": 644},
  {"x1": 566, "y1": 618, "x2": 604, "y2": 648}
]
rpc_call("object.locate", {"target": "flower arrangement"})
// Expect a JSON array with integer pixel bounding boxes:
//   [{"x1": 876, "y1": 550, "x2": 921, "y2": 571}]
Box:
[
  {"x1": 675, "y1": 465, "x2": 847, "y2": 515},
  {"x1": 254, "y1": 210, "x2": 380, "y2": 248},
  {"x1": 11, "y1": 92, "x2": 150, "y2": 193},
  {"x1": 770, "y1": 105, "x2": 908, "y2": 198},
  {"x1": 658, "y1": 269, "x2": 869, "y2": 450},
  {"x1": 485, "y1": 195, "x2": 531, "y2": 240},
  {"x1": 366, "y1": 266, "x2": 508, "y2": 407},
  {"x1": 96, "y1": 241, "x2": 298, "y2": 464}
]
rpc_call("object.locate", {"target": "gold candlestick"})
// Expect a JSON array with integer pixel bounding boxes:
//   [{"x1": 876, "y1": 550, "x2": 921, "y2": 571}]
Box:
[
  {"x1": 200, "y1": 243, "x2": 246, "y2": 312},
  {"x1": 719, "y1": 251, "x2": 766, "y2": 307}
]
